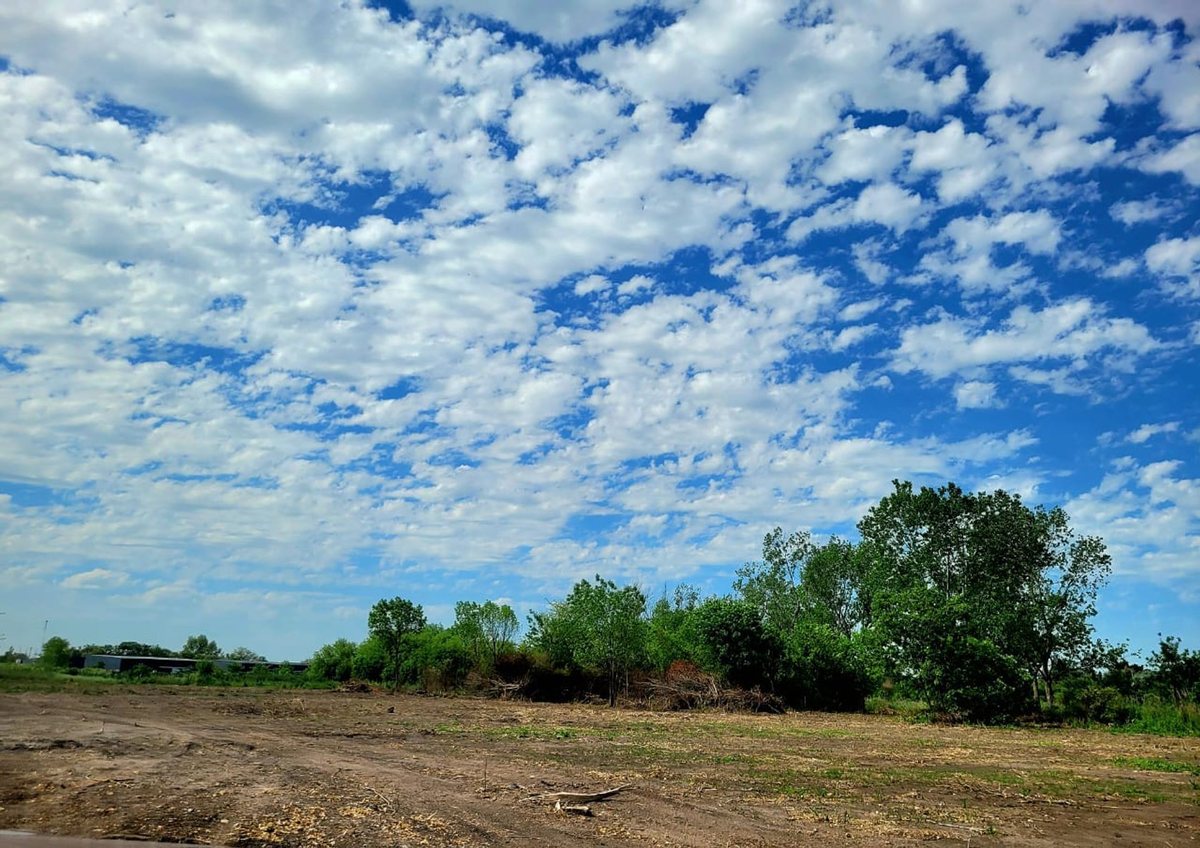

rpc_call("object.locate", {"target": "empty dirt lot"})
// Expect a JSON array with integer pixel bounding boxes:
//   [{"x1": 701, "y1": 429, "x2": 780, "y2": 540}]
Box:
[{"x1": 1, "y1": 686, "x2": 1197, "y2": 846}]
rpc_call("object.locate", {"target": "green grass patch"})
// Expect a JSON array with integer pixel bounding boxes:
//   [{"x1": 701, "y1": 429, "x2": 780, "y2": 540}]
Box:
[
  {"x1": 865, "y1": 696, "x2": 930, "y2": 720},
  {"x1": 485, "y1": 724, "x2": 579, "y2": 740},
  {"x1": 1116, "y1": 702, "x2": 1200, "y2": 737},
  {"x1": 0, "y1": 664, "x2": 119, "y2": 693},
  {"x1": 1113, "y1": 756, "x2": 1200, "y2": 776}
]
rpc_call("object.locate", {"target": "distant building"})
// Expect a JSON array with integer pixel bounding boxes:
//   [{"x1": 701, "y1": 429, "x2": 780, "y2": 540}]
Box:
[{"x1": 84, "y1": 655, "x2": 308, "y2": 674}]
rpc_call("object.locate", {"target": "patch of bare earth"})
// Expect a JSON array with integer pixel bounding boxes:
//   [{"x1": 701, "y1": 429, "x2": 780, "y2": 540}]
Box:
[{"x1": 1, "y1": 688, "x2": 1197, "y2": 846}]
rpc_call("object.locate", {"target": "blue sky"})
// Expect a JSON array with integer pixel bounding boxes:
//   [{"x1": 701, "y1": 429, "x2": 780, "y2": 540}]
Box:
[{"x1": 1, "y1": 1, "x2": 1198, "y2": 662}]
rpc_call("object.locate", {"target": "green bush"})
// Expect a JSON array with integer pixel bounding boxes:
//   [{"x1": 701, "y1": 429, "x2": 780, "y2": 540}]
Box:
[
  {"x1": 40, "y1": 636, "x2": 72, "y2": 670},
  {"x1": 778, "y1": 624, "x2": 875, "y2": 712},
  {"x1": 397, "y1": 627, "x2": 471, "y2": 691},
  {"x1": 352, "y1": 636, "x2": 388, "y2": 682},
  {"x1": 927, "y1": 636, "x2": 1034, "y2": 723},
  {"x1": 308, "y1": 639, "x2": 358, "y2": 683},
  {"x1": 693, "y1": 598, "x2": 780, "y2": 690},
  {"x1": 123, "y1": 663, "x2": 156, "y2": 683},
  {"x1": 1061, "y1": 683, "x2": 1136, "y2": 725}
]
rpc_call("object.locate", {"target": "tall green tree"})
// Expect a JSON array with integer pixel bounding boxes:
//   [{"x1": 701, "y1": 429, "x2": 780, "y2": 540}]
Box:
[
  {"x1": 858, "y1": 481, "x2": 1109, "y2": 719},
  {"x1": 532, "y1": 576, "x2": 647, "y2": 706},
  {"x1": 40, "y1": 636, "x2": 71, "y2": 669},
  {"x1": 1010, "y1": 530, "x2": 1111, "y2": 705},
  {"x1": 367, "y1": 597, "x2": 426, "y2": 690},
  {"x1": 454, "y1": 600, "x2": 519, "y2": 672},
  {"x1": 645, "y1": 584, "x2": 701, "y2": 673},
  {"x1": 800, "y1": 538, "x2": 874, "y2": 637},
  {"x1": 735, "y1": 527, "x2": 814, "y2": 638},
  {"x1": 181, "y1": 634, "x2": 221, "y2": 659},
  {"x1": 1148, "y1": 636, "x2": 1200, "y2": 705},
  {"x1": 352, "y1": 635, "x2": 388, "y2": 681}
]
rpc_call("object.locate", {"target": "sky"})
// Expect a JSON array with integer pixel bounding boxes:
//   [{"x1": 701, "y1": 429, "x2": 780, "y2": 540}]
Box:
[{"x1": 1, "y1": 1, "x2": 1198, "y2": 662}]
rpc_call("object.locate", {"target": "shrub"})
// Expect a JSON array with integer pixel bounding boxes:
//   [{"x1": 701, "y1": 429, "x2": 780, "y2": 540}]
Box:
[
  {"x1": 927, "y1": 636, "x2": 1034, "y2": 723},
  {"x1": 778, "y1": 624, "x2": 875, "y2": 712},
  {"x1": 693, "y1": 598, "x2": 780, "y2": 690},
  {"x1": 308, "y1": 639, "x2": 357, "y2": 683},
  {"x1": 351, "y1": 636, "x2": 388, "y2": 682},
  {"x1": 40, "y1": 636, "x2": 72, "y2": 670},
  {"x1": 397, "y1": 627, "x2": 471, "y2": 691},
  {"x1": 865, "y1": 696, "x2": 929, "y2": 719},
  {"x1": 123, "y1": 663, "x2": 156, "y2": 683},
  {"x1": 1061, "y1": 683, "x2": 1136, "y2": 725}
]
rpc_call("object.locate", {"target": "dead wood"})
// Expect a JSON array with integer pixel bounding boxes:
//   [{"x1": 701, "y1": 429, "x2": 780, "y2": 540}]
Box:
[{"x1": 524, "y1": 783, "x2": 633, "y2": 804}]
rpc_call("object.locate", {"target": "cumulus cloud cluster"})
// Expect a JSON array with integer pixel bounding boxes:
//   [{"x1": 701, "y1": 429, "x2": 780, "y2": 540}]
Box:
[{"x1": 0, "y1": 0, "x2": 1197, "y2": 654}]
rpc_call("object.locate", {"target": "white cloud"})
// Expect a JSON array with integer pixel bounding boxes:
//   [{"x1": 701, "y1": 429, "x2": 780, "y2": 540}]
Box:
[
  {"x1": 62, "y1": 568, "x2": 130, "y2": 590},
  {"x1": 893, "y1": 300, "x2": 1157, "y2": 381},
  {"x1": 509, "y1": 77, "x2": 629, "y2": 178},
  {"x1": 1145, "y1": 46, "x2": 1200, "y2": 130},
  {"x1": 838, "y1": 297, "x2": 885, "y2": 322},
  {"x1": 818, "y1": 122, "x2": 910, "y2": 185},
  {"x1": 617, "y1": 274, "x2": 654, "y2": 296},
  {"x1": 1066, "y1": 458, "x2": 1200, "y2": 582},
  {"x1": 830, "y1": 324, "x2": 878, "y2": 351},
  {"x1": 407, "y1": 0, "x2": 690, "y2": 43},
  {"x1": 1145, "y1": 235, "x2": 1200, "y2": 277},
  {"x1": 908, "y1": 118, "x2": 998, "y2": 202},
  {"x1": 1139, "y1": 132, "x2": 1200, "y2": 186},
  {"x1": 915, "y1": 209, "x2": 1061, "y2": 296},
  {"x1": 954, "y1": 380, "x2": 1000, "y2": 410},
  {"x1": 1145, "y1": 234, "x2": 1200, "y2": 300},
  {"x1": 788, "y1": 182, "x2": 926, "y2": 240},
  {"x1": 1110, "y1": 199, "x2": 1169, "y2": 225},
  {"x1": 1128, "y1": 422, "x2": 1180, "y2": 445},
  {"x1": 574, "y1": 274, "x2": 610, "y2": 296}
]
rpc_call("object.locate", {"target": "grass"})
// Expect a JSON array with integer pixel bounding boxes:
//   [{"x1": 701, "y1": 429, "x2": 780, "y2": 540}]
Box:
[
  {"x1": 1116, "y1": 701, "x2": 1200, "y2": 737},
  {"x1": 1113, "y1": 756, "x2": 1200, "y2": 776},
  {"x1": 0, "y1": 662, "x2": 329, "y2": 693},
  {"x1": 0, "y1": 664, "x2": 120, "y2": 693},
  {"x1": 865, "y1": 696, "x2": 930, "y2": 720}
]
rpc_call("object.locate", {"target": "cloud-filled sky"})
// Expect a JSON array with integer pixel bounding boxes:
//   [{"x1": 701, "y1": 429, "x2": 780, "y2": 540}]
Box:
[{"x1": 1, "y1": 0, "x2": 1198, "y2": 660}]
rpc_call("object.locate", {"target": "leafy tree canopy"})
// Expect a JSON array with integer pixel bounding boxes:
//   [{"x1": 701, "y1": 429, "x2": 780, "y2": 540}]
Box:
[{"x1": 180, "y1": 634, "x2": 222, "y2": 659}]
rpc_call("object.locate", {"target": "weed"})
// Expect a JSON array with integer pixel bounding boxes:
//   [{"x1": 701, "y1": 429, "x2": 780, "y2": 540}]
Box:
[
  {"x1": 1112, "y1": 756, "x2": 1200, "y2": 776},
  {"x1": 1117, "y1": 701, "x2": 1200, "y2": 737}
]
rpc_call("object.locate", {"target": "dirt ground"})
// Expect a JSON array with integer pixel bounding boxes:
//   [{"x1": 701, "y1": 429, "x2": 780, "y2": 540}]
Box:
[{"x1": 1, "y1": 687, "x2": 1197, "y2": 847}]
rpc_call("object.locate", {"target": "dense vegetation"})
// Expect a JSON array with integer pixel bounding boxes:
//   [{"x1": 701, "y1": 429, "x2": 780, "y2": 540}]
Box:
[{"x1": 13, "y1": 480, "x2": 1199, "y2": 731}]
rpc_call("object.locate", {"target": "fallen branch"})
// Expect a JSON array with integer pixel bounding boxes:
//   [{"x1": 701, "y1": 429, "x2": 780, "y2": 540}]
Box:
[
  {"x1": 524, "y1": 783, "x2": 633, "y2": 804},
  {"x1": 363, "y1": 784, "x2": 394, "y2": 813}
]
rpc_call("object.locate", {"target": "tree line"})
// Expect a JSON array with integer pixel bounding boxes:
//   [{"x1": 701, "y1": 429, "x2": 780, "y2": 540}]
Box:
[
  {"x1": 23, "y1": 480, "x2": 1199, "y2": 728},
  {"x1": 34, "y1": 634, "x2": 266, "y2": 668},
  {"x1": 310, "y1": 481, "x2": 1198, "y2": 727}
]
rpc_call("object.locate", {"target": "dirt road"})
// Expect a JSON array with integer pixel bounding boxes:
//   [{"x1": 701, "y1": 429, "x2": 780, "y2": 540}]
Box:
[{"x1": 1, "y1": 687, "x2": 1196, "y2": 846}]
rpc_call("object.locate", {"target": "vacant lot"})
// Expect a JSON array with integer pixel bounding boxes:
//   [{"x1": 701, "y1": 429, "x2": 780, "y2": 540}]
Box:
[{"x1": 0, "y1": 687, "x2": 1196, "y2": 846}]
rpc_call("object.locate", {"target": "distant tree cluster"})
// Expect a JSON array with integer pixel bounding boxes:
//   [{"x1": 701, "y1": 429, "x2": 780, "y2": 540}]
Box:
[{"x1": 29, "y1": 635, "x2": 267, "y2": 670}]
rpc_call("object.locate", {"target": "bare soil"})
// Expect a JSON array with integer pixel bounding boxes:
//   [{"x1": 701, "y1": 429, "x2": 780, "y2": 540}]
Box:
[{"x1": 1, "y1": 687, "x2": 1197, "y2": 846}]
